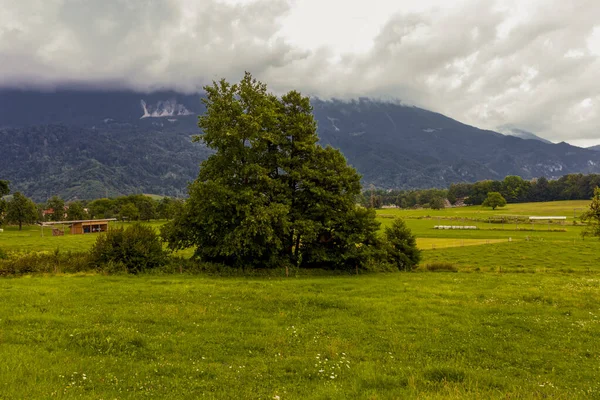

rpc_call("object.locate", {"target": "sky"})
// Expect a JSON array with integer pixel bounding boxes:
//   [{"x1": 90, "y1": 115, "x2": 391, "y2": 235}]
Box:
[{"x1": 1, "y1": 0, "x2": 600, "y2": 146}]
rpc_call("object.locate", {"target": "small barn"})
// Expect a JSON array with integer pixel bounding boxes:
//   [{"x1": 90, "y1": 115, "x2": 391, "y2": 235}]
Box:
[{"x1": 42, "y1": 219, "x2": 116, "y2": 235}]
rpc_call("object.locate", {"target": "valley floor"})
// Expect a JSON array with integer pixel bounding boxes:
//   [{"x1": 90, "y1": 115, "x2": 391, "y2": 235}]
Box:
[{"x1": 1, "y1": 200, "x2": 599, "y2": 398}]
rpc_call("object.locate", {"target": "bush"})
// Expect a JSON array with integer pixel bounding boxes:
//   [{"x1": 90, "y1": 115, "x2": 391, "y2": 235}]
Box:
[
  {"x1": 0, "y1": 250, "x2": 91, "y2": 276},
  {"x1": 424, "y1": 262, "x2": 458, "y2": 272},
  {"x1": 0, "y1": 247, "x2": 7, "y2": 260},
  {"x1": 89, "y1": 224, "x2": 167, "y2": 274},
  {"x1": 383, "y1": 218, "x2": 421, "y2": 271}
]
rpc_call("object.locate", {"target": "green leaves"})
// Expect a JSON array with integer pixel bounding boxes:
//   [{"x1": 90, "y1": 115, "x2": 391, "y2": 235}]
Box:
[
  {"x1": 163, "y1": 73, "x2": 388, "y2": 270},
  {"x1": 5, "y1": 192, "x2": 38, "y2": 230},
  {"x1": 482, "y1": 192, "x2": 507, "y2": 210},
  {"x1": 384, "y1": 218, "x2": 421, "y2": 271},
  {"x1": 581, "y1": 187, "x2": 600, "y2": 239}
]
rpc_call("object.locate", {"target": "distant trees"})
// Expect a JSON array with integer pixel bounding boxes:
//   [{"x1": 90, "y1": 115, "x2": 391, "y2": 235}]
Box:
[
  {"x1": 0, "y1": 180, "x2": 8, "y2": 197},
  {"x1": 45, "y1": 196, "x2": 65, "y2": 221},
  {"x1": 87, "y1": 195, "x2": 173, "y2": 221},
  {"x1": 0, "y1": 180, "x2": 9, "y2": 225},
  {"x1": 6, "y1": 192, "x2": 38, "y2": 230},
  {"x1": 367, "y1": 174, "x2": 600, "y2": 209},
  {"x1": 482, "y1": 192, "x2": 507, "y2": 210},
  {"x1": 157, "y1": 197, "x2": 183, "y2": 220},
  {"x1": 88, "y1": 198, "x2": 116, "y2": 219},
  {"x1": 162, "y1": 73, "x2": 414, "y2": 271},
  {"x1": 66, "y1": 201, "x2": 87, "y2": 220},
  {"x1": 501, "y1": 176, "x2": 530, "y2": 203},
  {"x1": 119, "y1": 203, "x2": 140, "y2": 221},
  {"x1": 581, "y1": 187, "x2": 600, "y2": 239},
  {"x1": 429, "y1": 196, "x2": 446, "y2": 210}
]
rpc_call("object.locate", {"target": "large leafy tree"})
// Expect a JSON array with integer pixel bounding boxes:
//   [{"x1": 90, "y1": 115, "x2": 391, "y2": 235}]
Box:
[
  {"x1": 482, "y1": 192, "x2": 507, "y2": 210},
  {"x1": 163, "y1": 73, "x2": 382, "y2": 270},
  {"x1": 6, "y1": 192, "x2": 38, "y2": 230},
  {"x1": 581, "y1": 187, "x2": 600, "y2": 239}
]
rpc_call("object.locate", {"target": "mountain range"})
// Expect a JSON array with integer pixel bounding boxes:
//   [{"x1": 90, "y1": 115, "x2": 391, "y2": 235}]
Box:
[{"x1": 1, "y1": 89, "x2": 600, "y2": 201}]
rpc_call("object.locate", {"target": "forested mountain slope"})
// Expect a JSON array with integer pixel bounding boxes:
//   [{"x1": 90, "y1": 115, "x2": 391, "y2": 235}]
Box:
[{"x1": 2, "y1": 90, "x2": 600, "y2": 200}]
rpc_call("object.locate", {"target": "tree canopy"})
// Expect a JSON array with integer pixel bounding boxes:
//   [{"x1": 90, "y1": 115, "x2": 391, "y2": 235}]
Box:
[
  {"x1": 46, "y1": 196, "x2": 65, "y2": 221},
  {"x1": 6, "y1": 192, "x2": 38, "y2": 230},
  {"x1": 66, "y1": 201, "x2": 87, "y2": 221},
  {"x1": 482, "y1": 192, "x2": 507, "y2": 210},
  {"x1": 162, "y1": 73, "x2": 393, "y2": 270}
]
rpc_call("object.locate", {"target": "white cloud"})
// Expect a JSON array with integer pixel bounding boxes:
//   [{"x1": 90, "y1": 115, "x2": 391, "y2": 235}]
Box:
[{"x1": 1, "y1": 0, "x2": 600, "y2": 145}]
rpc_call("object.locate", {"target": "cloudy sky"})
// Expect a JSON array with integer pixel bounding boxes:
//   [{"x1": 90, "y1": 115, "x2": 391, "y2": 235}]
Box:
[{"x1": 1, "y1": 0, "x2": 600, "y2": 146}]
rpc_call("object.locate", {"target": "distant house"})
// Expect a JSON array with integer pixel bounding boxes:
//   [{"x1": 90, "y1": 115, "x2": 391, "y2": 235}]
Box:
[{"x1": 42, "y1": 206, "x2": 68, "y2": 219}]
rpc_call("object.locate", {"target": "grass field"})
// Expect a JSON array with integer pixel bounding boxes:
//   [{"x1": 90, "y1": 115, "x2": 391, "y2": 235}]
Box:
[
  {"x1": 1, "y1": 200, "x2": 599, "y2": 398},
  {"x1": 377, "y1": 200, "x2": 590, "y2": 221},
  {"x1": 1, "y1": 273, "x2": 599, "y2": 399}
]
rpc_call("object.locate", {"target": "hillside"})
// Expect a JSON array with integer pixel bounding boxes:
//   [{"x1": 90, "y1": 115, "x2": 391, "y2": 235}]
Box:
[
  {"x1": 2, "y1": 89, "x2": 600, "y2": 200},
  {"x1": 589, "y1": 145, "x2": 600, "y2": 151}
]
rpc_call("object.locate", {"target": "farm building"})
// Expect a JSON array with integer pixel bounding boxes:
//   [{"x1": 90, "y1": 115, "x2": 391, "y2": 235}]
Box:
[{"x1": 42, "y1": 219, "x2": 116, "y2": 235}]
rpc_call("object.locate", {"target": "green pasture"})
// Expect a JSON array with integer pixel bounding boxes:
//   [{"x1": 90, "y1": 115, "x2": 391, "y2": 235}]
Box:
[
  {"x1": 422, "y1": 240, "x2": 600, "y2": 272},
  {"x1": 1, "y1": 200, "x2": 597, "y2": 270},
  {"x1": 0, "y1": 222, "x2": 164, "y2": 254},
  {"x1": 377, "y1": 200, "x2": 590, "y2": 221},
  {"x1": 1, "y1": 273, "x2": 599, "y2": 399}
]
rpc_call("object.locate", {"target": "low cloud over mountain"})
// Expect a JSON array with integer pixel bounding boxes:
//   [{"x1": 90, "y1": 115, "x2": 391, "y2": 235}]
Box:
[{"x1": 1, "y1": 0, "x2": 600, "y2": 145}]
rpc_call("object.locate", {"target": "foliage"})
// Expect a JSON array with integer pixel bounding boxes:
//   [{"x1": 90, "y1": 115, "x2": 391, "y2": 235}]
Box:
[
  {"x1": 0, "y1": 250, "x2": 91, "y2": 276},
  {"x1": 429, "y1": 196, "x2": 445, "y2": 210},
  {"x1": 156, "y1": 197, "x2": 183, "y2": 220},
  {"x1": 482, "y1": 192, "x2": 507, "y2": 210},
  {"x1": 0, "y1": 179, "x2": 9, "y2": 226},
  {"x1": 88, "y1": 198, "x2": 117, "y2": 219},
  {"x1": 88, "y1": 195, "x2": 163, "y2": 221},
  {"x1": 89, "y1": 224, "x2": 167, "y2": 273},
  {"x1": 119, "y1": 203, "x2": 140, "y2": 221},
  {"x1": 45, "y1": 195, "x2": 65, "y2": 221},
  {"x1": 0, "y1": 180, "x2": 9, "y2": 197},
  {"x1": 66, "y1": 201, "x2": 87, "y2": 220},
  {"x1": 5, "y1": 192, "x2": 38, "y2": 230},
  {"x1": 383, "y1": 218, "x2": 421, "y2": 271},
  {"x1": 581, "y1": 187, "x2": 600, "y2": 239},
  {"x1": 163, "y1": 74, "x2": 384, "y2": 270},
  {"x1": 135, "y1": 196, "x2": 156, "y2": 221}
]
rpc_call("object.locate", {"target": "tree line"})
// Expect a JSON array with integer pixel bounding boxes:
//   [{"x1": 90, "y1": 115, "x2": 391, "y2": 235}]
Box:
[
  {"x1": 365, "y1": 174, "x2": 600, "y2": 209},
  {"x1": 0, "y1": 181, "x2": 182, "y2": 230}
]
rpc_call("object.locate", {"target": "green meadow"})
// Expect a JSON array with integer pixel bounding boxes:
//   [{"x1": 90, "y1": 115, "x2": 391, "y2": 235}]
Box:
[
  {"x1": 1, "y1": 274, "x2": 599, "y2": 399},
  {"x1": 1, "y1": 199, "x2": 599, "y2": 398}
]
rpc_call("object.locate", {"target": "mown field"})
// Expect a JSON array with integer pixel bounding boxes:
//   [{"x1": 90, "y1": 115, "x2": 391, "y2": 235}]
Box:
[{"x1": 1, "y1": 200, "x2": 599, "y2": 398}]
